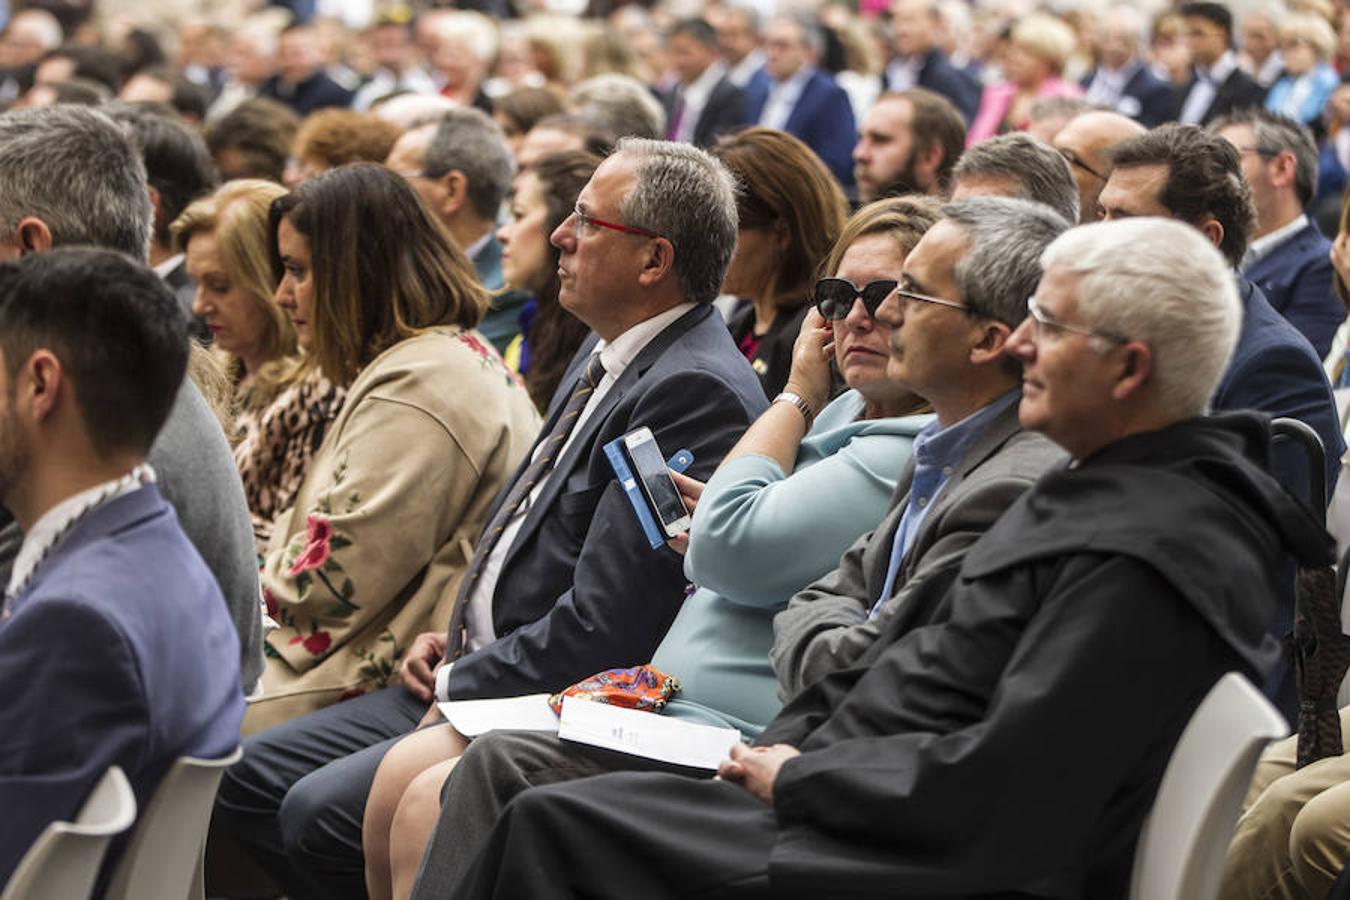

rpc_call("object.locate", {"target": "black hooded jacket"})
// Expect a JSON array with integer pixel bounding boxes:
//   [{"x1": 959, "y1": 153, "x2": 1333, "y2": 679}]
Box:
[{"x1": 757, "y1": 411, "x2": 1332, "y2": 900}]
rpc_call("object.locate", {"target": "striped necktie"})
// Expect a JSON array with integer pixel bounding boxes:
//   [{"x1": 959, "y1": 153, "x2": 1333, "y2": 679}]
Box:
[{"x1": 445, "y1": 352, "x2": 606, "y2": 654}]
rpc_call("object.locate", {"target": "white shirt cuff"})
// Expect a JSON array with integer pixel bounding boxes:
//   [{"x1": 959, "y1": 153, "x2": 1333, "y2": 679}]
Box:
[{"x1": 434, "y1": 661, "x2": 454, "y2": 702}]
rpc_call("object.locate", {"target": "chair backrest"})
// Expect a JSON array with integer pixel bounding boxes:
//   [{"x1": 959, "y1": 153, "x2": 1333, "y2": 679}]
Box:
[
  {"x1": 0, "y1": 766, "x2": 137, "y2": 900},
  {"x1": 1129, "y1": 673, "x2": 1288, "y2": 900},
  {"x1": 103, "y1": 746, "x2": 242, "y2": 900}
]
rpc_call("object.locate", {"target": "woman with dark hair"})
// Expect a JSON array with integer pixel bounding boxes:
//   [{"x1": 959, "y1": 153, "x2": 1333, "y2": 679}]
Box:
[
  {"x1": 714, "y1": 127, "x2": 848, "y2": 399},
  {"x1": 245, "y1": 163, "x2": 539, "y2": 734},
  {"x1": 498, "y1": 150, "x2": 600, "y2": 412}
]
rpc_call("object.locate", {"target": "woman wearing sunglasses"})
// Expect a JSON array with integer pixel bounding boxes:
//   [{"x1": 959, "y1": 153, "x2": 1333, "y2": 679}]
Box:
[
  {"x1": 360, "y1": 197, "x2": 939, "y2": 900},
  {"x1": 713, "y1": 127, "x2": 848, "y2": 399}
]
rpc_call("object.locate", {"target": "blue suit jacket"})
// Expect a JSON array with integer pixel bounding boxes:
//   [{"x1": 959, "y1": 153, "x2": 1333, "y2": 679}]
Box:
[
  {"x1": 1079, "y1": 64, "x2": 1173, "y2": 127},
  {"x1": 1244, "y1": 221, "x2": 1345, "y2": 359},
  {"x1": 0, "y1": 484, "x2": 244, "y2": 886},
  {"x1": 443, "y1": 303, "x2": 768, "y2": 699},
  {"x1": 1214, "y1": 279, "x2": 1343, "y2": 504},
  {"x1": 741, "y1": 66, "x2": 771, "y2": 125},
  {"x1": 748, "y1": 68, "x2": 856, "y2": 189},
  {"x1": 916, "y1": 48, "x2": 981, "y2": 123}
]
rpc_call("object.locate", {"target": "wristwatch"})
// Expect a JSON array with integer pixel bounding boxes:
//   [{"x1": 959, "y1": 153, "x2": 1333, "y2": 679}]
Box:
[{"x1": 772, "y1": 391, "x2": 815, "y2": 427}]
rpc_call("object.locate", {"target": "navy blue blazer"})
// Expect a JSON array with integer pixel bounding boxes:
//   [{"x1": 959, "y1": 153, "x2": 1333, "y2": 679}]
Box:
[
  {"x1": 748, "y1": 68, "x2": 856, "y2": 189},
  {"x1": 916, "y1": 48, "x2": 981, "y2": 123},
  {"x1": 1244, "y1": 221, "x2": 1346, "y2": 359},
  {"x1": 0, "y1": 484, "x2": 244, "y2": 886},
  {"x1": 1079, "y1": 64, "x2": 1173, "y2": 127},
  {"x1": 1215, "y1": 278, "x2": 1343, "y2": 505},
  {"x1": 443, "y1": 303, "x2": 768, "y2": 699},
  {"x1": 741, "y1": 66, "x2": 771, "y2": 125}
]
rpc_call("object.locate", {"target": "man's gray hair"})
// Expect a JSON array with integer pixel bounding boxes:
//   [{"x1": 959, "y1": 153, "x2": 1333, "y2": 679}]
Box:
[
  {"x1": 942, "y1": 196, "x2": 1071, "y2": 328},
  {"x1": 0, "y1": 106, "x2": 151, "y2": 261},
  {"x1": 571, "y1": 75, "x2": 666, "y2": 141},
  {"x1": 953, "y1": 133, "x2": 1080, "y2": 225},
  {"x1": 1042, "y1": 217, "x2": 1240, "y2": 419},
  {"x1": 1209, "y1": 108, "x2": 1319, "y2": 207},
  {"x1": 772, "y1": 11, "x2": 824, "y2": 55},
  {"x1": 616, "y1": 137, "x2": 738, "y2": 304},
  {"x1": 424, "y1": 106, "x2": 515, "y2": 221}
]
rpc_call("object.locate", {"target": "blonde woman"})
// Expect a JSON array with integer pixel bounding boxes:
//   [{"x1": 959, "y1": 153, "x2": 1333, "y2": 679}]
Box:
[
  {"x1": 1265, "y1": 12, "x2": 1340, "y2": 125},
  {"x1": 967, "y1": 13, "x2": 1083, "y2": 145},
  {"x1": 173, "y1": 179, "x2": 345, "y2": 553}
]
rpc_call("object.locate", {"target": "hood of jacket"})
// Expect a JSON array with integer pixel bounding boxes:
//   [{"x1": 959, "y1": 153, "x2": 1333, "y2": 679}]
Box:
[{"x1": 960, "y1": 411, "x2": 1333, "y2": 673}]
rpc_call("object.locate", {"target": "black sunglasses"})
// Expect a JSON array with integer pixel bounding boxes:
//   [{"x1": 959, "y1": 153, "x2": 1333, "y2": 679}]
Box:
[{"x1": 813, "y1": 277, "x2": 898, "y2": 320}]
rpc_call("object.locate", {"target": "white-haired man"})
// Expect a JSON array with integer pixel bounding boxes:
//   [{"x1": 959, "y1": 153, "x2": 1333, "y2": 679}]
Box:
[{"x1": 446, "y1": 216, "x2": 1330, "y2": 900}]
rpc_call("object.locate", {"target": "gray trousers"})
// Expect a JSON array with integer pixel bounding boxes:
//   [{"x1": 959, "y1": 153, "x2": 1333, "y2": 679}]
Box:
[{"x1": 410, "y1": 729, "x2": 711, "y2": 899}]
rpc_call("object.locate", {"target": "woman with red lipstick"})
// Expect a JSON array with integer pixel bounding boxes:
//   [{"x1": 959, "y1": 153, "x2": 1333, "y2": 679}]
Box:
[
  {"x1": 714, "y1": 128, "x2": 848, "y2": 400},
  {"x1": 244, "y1": 163, "x2": 539, "y2": 735},
  {"x1": 173, "y1": 178, "x2": 345, "y2": 555}
]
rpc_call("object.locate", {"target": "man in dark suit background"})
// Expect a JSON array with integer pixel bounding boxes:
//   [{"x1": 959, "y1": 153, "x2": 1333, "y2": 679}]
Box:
[
  {"x1": 883, "y1": 0, "x2": 981, "y2": 123},
  {"x1": 747, "y1": 13, "x2": 856, "y2": 189},
  {"x1": 0, "y1": 248, "x2": 244, "y2": 888},
  {"x1": 1081, "y1": 5, "x2": 1174, "y2": 127},
  {"x1": 661, "y1": 18, "x2": 746, "y2": 148},
  {"x1": 212, "y1": 137, "x2": 767, "y2": 899},
  {"x1": 1214, "y1": 109, "x2": 1346, "y2": 358},
  {"x1": 1099, "y1": 123, "x2": 1342, "y2": 718},
  {"x1": 1171, "y1": 1, "x2": 1266, "y2": 125},
  {"x1": 259, "y1": 23, "x2": 355, "y2": 116}
]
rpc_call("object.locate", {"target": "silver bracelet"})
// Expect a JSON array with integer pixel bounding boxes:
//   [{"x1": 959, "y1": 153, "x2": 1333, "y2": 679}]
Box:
[{"x1": 772, "y1": 391, "x2": 814, "y2": 427}]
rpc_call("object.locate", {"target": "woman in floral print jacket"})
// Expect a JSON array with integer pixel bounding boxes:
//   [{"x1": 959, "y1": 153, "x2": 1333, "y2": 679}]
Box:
[{"x1": 244, "y1": 164, "x2": 540, "y2": 734}]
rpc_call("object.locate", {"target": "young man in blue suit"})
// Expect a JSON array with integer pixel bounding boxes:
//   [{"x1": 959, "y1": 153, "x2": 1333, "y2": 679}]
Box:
[
  {"x1": 1214, "y1": 110, "x2": 1346, "y2": 358},
  {"x1": 1100, "y1": 123, "x2": 1343, "y2": 719},
  {"x1": 747, "y1": 13, "x2": 856, "y2": 190},
  {"x1": 0, "y1": 248, "x2": 245, "y2": 887},
  {"x1": 213, "y1": 138, "x2": 768, "y2": 899}
]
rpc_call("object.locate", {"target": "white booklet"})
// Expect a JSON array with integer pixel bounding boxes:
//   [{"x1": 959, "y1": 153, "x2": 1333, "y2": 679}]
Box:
[
  {"x1": 557, "y1": 696, "x2": 742, "y2": 770},
  {"x1": 438, "y1": 694, "x2": 559, "y2": 737}
]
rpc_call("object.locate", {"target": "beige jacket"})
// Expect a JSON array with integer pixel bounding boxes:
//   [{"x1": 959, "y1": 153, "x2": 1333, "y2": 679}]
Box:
[{"x1": 244, "y1": 327, "x2": 539, "y2": 733}]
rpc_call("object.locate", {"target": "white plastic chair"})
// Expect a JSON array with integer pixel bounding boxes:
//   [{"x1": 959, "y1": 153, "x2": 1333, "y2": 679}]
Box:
[
  {"x1": 0, "y1": 765, "x2": 137, "y2": 900},
  {"x1": 1129, "y1": 672, "x2": 1288, "y2": 900},
  {"x1": 104, "y1": 746, "x2": 242, "y2": 900}
]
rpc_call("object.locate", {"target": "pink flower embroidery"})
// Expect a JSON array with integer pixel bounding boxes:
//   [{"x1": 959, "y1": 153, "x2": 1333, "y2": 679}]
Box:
[
  {"x1": 289, "y1": 514, "x2": 333, "y2": 575},
  {"x1": 263, "y1": 588, "x2": 278, "y2": 619},
  {"x1": 458, "y1": 333, "x2": 491, "y2": 360},
  {"x1": 289, "y1": 629, "x2": 332, "y2": 655}
]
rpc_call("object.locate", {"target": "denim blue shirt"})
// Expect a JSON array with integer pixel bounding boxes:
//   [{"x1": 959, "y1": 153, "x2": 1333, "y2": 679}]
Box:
[{"x1": 869, "y1": 389, "x2": 1021, "y2": 618}]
